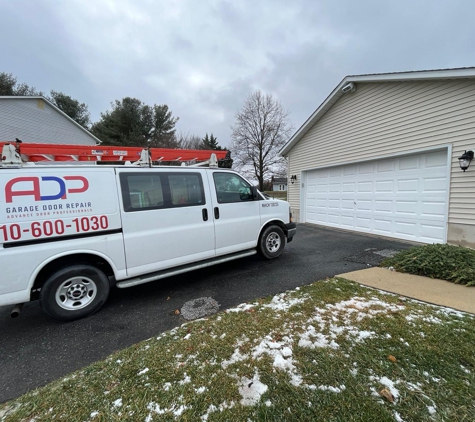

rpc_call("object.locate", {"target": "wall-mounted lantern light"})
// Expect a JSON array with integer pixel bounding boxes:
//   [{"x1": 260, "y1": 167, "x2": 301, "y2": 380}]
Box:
[
  {"x1": 458, "y1": 150, "x2": 474, "y2": 172},
  {"x1": 290, "y1": 175, "x2": 297, "y2": 185}
]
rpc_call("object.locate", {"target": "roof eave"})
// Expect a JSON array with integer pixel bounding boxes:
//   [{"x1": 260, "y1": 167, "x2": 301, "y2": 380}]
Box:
[{"x1": 279, "y1": 68, "x2": 475, "y2": 157}]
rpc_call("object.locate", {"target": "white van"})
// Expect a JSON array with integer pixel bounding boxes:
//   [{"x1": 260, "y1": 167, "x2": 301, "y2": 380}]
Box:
[{"x1": 0, "y1": 144, "x2": 296, "y2": 321}]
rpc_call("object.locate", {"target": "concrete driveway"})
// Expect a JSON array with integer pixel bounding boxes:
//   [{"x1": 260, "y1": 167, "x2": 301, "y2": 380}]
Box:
[{"x1": 0, "y1": 224, "x2": 413, "y2": 403}]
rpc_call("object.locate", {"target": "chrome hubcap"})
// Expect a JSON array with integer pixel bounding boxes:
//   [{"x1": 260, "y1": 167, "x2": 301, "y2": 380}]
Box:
[
  {"x1": 266, "y1": 232, "x2": 281, "y2": 253},
  {"x1": 55, "y1": 276, "x2": 97, "y2": 310}
]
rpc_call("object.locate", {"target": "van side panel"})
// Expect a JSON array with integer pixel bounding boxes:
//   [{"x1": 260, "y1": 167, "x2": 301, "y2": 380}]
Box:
[
  {"x1": 0, "y1": 167, "x2": 125, "y2": 306},
  {"x1": 0, "y1": 235, "x2": 126, "y2": 305}
]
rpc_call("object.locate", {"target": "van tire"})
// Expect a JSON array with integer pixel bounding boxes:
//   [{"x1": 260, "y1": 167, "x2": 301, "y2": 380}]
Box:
[
  {"x1": 258, "y1": 225, "x2": 285, "y2": 259},
  {"x1": 40, "y1": 264, "x2": 110, "y2": 322}
]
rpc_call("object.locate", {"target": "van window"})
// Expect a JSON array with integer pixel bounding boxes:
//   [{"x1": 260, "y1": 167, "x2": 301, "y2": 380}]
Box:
[
  {"x1": 120, "y1": 172, "x2": 205, "y2": 212},
  {"x1": 169, "y1": 174, "x2": 204, "y2": 206},
  {"x1": 121, "y1": 174, "x2": 165, "y2": 211},
  {"x1": 213, "y1": 173, "x2": 253, "y2": 203}
]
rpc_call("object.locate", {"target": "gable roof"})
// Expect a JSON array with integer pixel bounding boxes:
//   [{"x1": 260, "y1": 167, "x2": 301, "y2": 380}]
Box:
[
  {"x1": 0, "y1": 96, "x2": 102, "y2": 144},
  {"x1": 280, "y1": 67, "x2": 475, "y2": 156}
]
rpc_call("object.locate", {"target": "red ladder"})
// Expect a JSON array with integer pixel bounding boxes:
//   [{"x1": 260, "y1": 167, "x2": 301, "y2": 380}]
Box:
[{"x1": 0, "y1": 142, "x2": 229, "y2": 163}]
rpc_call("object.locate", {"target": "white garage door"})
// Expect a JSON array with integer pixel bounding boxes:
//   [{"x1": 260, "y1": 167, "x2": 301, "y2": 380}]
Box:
[{"x1": 304, "y1": 150, "x2": 448, "y2": 243}]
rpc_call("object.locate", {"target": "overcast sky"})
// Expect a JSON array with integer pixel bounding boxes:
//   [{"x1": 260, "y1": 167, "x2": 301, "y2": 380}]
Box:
[{"x1": 1, "y1": 0, "x2": 474, "y2": 147}]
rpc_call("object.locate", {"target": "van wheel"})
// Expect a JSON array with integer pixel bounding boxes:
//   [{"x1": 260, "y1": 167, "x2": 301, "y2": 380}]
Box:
[
  {"x1": 40, "y1": 264, "x2": 110, "y2": 322},
  {"x1": 258, "y1": 225, "x2": 285, "y2": 259}
]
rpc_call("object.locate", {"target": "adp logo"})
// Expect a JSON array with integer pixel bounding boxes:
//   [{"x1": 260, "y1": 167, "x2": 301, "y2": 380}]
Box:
[{"x1": 5, "y1": 176, "x2": 89, "y2": 203}]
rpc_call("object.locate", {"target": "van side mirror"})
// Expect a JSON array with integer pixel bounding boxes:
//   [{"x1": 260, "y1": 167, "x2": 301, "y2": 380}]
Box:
[{"x1": 251, "y1": 186, "x2": 259, "y2": 200}]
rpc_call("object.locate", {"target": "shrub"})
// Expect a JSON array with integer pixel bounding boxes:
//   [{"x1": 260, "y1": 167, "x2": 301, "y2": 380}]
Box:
[{"x1": 381, "y1": 243, "x2": 475, "y2": 286}]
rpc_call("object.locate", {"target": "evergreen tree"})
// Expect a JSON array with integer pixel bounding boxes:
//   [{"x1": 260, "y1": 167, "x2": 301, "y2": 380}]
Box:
[{"x1": 201, "y1": 133, "x2": 222, "y2": 150}]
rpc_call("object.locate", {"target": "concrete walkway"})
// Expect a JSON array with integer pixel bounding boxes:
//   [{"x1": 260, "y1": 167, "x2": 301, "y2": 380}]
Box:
[{"x1": 337, "y1": 267, "x2": 475, "y2": 314}]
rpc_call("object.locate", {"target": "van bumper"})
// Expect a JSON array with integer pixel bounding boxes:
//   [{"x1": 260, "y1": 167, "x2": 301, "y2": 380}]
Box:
[{"x1": 285, "y1": 223, "x2": 297, "y2": 243}]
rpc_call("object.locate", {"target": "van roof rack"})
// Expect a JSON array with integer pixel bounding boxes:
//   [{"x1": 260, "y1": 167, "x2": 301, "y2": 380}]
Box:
[{"x1": 0, "y1": 141, "x2": 233, "y2": 169}]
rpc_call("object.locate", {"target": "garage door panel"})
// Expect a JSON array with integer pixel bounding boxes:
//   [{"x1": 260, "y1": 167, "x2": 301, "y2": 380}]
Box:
[
  {"x1": 423, "y1": 177, "x2": 447, "y2": 192},
  {"x1": 397, "y1": 179, "x2": 419, "y2": 192},
  {"x1": 425, "y1": 151, "x2": 447, "y2": 167},
  {"x1": 359, "y1": 163, "x2": 374, "y2": 174},
  {"x1": 341, "y1": 199, "x2": 355, "y2": 210},
  {"x1": 316, "y1": 213, "x2": 327, "y2": 223},
  {"x1": 358, "y1": 181, "x2": 373, "y2": 192},
  {"x1": 356, "y1": 217, "x2": 372, "y2": 229},
  {"x1": 375, "y1": 180, "x2": 394, "y2": 192},
  {"x1": 356, "y1": 200, "x2": 372, "y2": 211},
  {"x1": 303, "y1": 150, "x2": 448, "y2": 243},
  {"x1": 343, "y1": 166, "x2": 357, "y2": 176},
  {"x1": 394, "y1": 221, "x2": 417, "y2": 237},
  {"x1": 395, "y1": 200, "x2": 418, "y2": 215},
  {"x1": 421, "y1": 201, "x2": 446, "y2": 217},
  {"x1": 374, "y1": 218, "x2": 392, "y2": 233},
  {"x1": 399, "y1": 156, "x2": 420, "y2": 170},
  {"x1": 377, "y1": 160, "x2": 395, "y2": 173},
  {"x1": 375, "y1": 200, "x2": 393, "y2": 213},
  {"x1": 340, "y1": 215, "x2": 355, "y2": 227}
]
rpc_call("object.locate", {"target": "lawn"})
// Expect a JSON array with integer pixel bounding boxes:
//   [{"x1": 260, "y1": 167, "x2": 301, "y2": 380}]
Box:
[{"x1": 1, "y1": 278, "x2": 474, "y2": 421}]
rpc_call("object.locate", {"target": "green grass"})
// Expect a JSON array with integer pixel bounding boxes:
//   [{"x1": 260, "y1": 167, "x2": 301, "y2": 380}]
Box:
[
  {"x1": 1, "y1": 279, "x2": 474, "y2": 421},
  {"x1": 263, "y1": 191, "x2": 287, "y2": 200},
  {"x1": 381, "y1": 243, "x2": 475, "y2": 286}
]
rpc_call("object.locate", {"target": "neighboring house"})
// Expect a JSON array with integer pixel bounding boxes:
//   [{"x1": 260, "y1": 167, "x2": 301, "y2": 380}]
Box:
[
  {"x1": 280, "y1": 68, "x2": 475, "y2": 247},
  {"x1": 272, "y1": 177, "x2": 288, "y2": 191},
  {"x1": 0, "y1": 96, "x2": 100, "y2": 145}
]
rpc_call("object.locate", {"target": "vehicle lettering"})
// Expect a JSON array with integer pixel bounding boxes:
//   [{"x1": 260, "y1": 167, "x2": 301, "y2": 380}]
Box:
[
  {"x1": 0, "y1": 215, "x2": 109, "y2": 242},
  {"x1": 5, "y1": 176, "x2": 89, "y2": 203},
  {"x1": 261, "y1": 202, "x2": 279, "y2": 207}
]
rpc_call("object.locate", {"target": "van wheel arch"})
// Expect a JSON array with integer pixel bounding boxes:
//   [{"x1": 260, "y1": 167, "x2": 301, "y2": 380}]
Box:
[
  {"x1": 31, "y1": 254, "x2": 115, "y2": 301},
  {"x1": 257, "y1": 221, "x2": 287, "y2": 259}
]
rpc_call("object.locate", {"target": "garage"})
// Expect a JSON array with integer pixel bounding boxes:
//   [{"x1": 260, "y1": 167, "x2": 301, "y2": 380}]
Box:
[{"x1": 304, "y1": 149, "x2": 449, "y2": 243}]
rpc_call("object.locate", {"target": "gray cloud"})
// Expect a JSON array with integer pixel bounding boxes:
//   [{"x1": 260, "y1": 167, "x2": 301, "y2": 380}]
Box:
[{"x1": 1, "y1": 0, "x2": 474, "y2": 147}]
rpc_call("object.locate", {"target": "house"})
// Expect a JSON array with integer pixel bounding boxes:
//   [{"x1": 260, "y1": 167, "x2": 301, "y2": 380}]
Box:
[
  {"x1": 272, "y1": 177, "x2": 288, "y2": 191},
  {"x1": 280, "y1": 68, "x2": 475, "y2": 247},
  {"x1": 0, "y1": 96, "x2": 100, "y2": 145}
]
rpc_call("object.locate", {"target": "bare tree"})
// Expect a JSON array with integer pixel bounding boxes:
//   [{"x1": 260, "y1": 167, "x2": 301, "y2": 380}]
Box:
[
  {"x1": 176, "y1": 131, "x2": 203, "y2": 149},
  {"x1": 231, "y1": 90, "x2": 293, "y2": 190}
]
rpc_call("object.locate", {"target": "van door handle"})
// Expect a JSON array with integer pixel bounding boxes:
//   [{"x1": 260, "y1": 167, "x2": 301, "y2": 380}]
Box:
[
  {"x1": 202, "y1": 208, "x2": 208, "y2": 221},
  {"x1": 214, "y1": 207, "x2": 220, "y2": 219}
]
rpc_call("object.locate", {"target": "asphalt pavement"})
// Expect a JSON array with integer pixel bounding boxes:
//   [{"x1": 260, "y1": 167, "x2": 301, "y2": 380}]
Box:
[{"x1": 0, "y1": 224, "x2": 413, "y2": 403}]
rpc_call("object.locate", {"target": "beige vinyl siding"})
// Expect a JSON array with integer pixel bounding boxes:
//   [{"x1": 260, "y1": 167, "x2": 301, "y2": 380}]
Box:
[{"x1": 287, "y1": 80, "x2": 475, "y2": 226}]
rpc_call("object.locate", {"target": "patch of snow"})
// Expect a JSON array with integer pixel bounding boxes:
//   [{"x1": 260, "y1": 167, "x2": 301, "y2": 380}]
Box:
[
  {"x1": 138, "y1": 368, "x2": 149, "y2": 375},
  {"x1": 393, "y1": 411, "x2": 405, "y2": 421},
  {"x1": 90, "y1": 411, "x2": 99, "y2": 418},
  {"x1": 163, "y1": 382, "x2": 172, "y2": 391},
  {"x1": 262, "y1": 293, "x2": 308, "y2": 312},
  {"x1": 318, "y1": 385, "x2": 346, "y2": 393},
  {"x1": 179, "y1": 374, "x2": 191, "y2": 385},
  {"x1": 226, "y1": 303, "x2": 256, "y2": 313},
  {"x1": 237, "y1": 371, "x2": 268, "y2": 406},
  {"x1": 379, "y1": 376, "x2": 400, "y2": 401},
  {"x1": 112, "y1": 398, "x2": 122, "y2": 408},
  {"x1": 427, "y1": 405, "x2": 437, "y2": 415},
  {"x1": 222, "y1": 348, "x2": 248, "y2": 369},
  {"x1": 195, "y1": 386, "x2": 207, "y2": 394}
]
